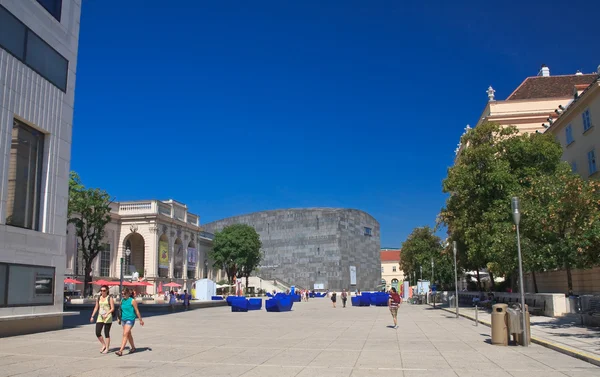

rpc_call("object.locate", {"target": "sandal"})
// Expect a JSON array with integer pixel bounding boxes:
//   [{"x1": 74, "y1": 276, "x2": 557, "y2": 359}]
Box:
[
  {"x1": 128, "y1": 348, "x2": 136, "y2": 354},
  {"x1": 115, "y1": 351, "x2": 123, "y2": 357},
  {"x1": 100, "y1": 346, "x2": 106, "y2": 354}
]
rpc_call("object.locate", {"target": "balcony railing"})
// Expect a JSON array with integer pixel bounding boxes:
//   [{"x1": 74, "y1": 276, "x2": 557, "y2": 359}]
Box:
[{"x1": 116, "y1": 200, "x2": 201, "y2": 228}]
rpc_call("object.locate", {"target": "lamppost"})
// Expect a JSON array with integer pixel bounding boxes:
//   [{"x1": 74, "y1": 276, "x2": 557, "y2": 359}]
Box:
[
  {"x1": 453, "y1": 241, "x2": 459, "y2": 318},
  {"x1": 204, "y1": 259, "x2": 208, "y2": 279},
  {"x1": 119, "y1": 246, "x2": 131, "y2": 300},
  {"x1": 511, "y1": 197, "x2": 528, "y2": 347},
  {"x1": 431, "y1": 258, "x2": 434, "y2": 283}
]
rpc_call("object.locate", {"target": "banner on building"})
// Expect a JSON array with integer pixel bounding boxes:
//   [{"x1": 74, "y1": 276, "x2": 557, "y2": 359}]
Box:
[
  {"x1": 349, "y1": 265, "x2": 357, "y2": 285},
  {"x1": 187, "y1": 247, "x2": 197, "y2": 266},
  {"x1": 159, "y1": 240, "x2": 169, "y2": 269}
]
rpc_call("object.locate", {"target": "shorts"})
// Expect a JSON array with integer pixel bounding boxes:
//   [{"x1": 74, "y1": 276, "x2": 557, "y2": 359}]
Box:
[
  {"x1": 389, "y1": 307, "x2": 398, "y2": 318},
  {"x1": 121, "y1": 319, "x2": 135, "y2": 327}
]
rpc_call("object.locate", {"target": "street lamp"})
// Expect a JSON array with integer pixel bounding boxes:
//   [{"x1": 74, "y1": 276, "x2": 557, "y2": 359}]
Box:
[
  {"x1": 431, "y1": 258, "x2": 434, "y2": 283},
  {"x1": 119, "y1": 246, "x2": 131, "y2": 300},
  {"x1": 511, "y1": 197, "x2": 528, "y2": 347},
  {"x1": 204, "y1": 259, "x2": 208, "y2": 279},
  {"x1": 453, "y1": 241, "x2": 459, "y2": 318}
]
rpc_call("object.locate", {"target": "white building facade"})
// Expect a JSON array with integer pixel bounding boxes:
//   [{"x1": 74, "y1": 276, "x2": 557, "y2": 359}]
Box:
[
  {"x1": 66, "y1": 200, "x2": 222, "y2": 294},
  {"x1": 0, "y1": 0, "x2": 81, "y2": 336}
]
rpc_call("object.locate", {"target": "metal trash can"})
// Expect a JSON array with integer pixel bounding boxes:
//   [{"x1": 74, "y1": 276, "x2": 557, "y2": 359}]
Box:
[
  {"x1": 491, "y1": 303, "x2": 509, "y2": 346},
  {"x1": 507, "y1": 304, "x2": 530, "y2": 346}
]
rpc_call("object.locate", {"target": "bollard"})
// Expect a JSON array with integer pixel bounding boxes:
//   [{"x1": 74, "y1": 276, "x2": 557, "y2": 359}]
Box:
[{"x1": 475, "y1": 304, "x2": 478, "y2": 326}]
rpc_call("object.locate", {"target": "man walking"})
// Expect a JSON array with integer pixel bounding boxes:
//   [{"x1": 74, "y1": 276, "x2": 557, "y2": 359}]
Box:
[
  {"x1": 388, "y1": 287, "x2": 401, "y2": 329},
  {"x1": 341, "y1": 289, "x2": 348, "y2": 308}
]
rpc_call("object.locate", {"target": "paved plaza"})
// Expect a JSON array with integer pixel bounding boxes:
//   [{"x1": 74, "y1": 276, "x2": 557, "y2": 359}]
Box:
[{"x1": 1, "y1": 300, "x2": 599, "y2": 377}]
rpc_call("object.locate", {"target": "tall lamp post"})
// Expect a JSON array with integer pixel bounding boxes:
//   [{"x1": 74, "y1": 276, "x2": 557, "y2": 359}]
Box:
[
  {"x1": 453, "y1": 241, "x2": 459, "y2": 318},
  {"x1": 119, "y1": 246, "x2": 131, "y2": 300},
  {"x1": 431, "y1": 258, "x2": 434, "y2": 283},
  {"x1": 511, "y1": 197, "x2": 528, "y2": 347}
]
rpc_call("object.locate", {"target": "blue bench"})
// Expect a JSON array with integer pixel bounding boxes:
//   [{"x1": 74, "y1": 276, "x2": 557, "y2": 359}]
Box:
[
  {"x1": 359, "y1": 293, "x2": 371, "y2": 306},
  {"x1": 292, "y1": 294, "x2": 301, "y2": 302},
  {"x1": 266, "y1": 293, "x2": 273, "y2": 297},
  {"x1": 248, "y1": 298, "x2": 262, "y2": 310},
  {"x1": 374, "y1": 294, "x2": 390, "y2": 306},
  {"x1": 351, "y1": 296, "x2": 361, "y2": 306},
  {"x1": 265, "y1": 296, "x2": 293, "y2": 312},
  {"x1": 230, "y1": 297, "x2": 248, "y2": 312},
  {"x1": 211, "y1": 296, "x2": 223, "y2": 300},
  {"x1": 226, "y1": 296, "x2": 246, "y2": 306}
]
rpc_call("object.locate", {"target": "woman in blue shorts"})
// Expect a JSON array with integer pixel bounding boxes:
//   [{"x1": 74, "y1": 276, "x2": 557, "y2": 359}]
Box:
[{"x1": 115, "y1": 288, "x2": 144, "y2": 356}]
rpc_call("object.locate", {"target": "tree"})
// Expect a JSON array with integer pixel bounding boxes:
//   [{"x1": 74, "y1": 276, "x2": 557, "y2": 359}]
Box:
[
  {"x1": 210, "y1": 224, "x2": 262, "y2": 294},
  {"x1": 440, "y1": 122, "x2": 563, "y2": 288},
  {"x1": 520, "y1": 163, "x2": 600, "y2": 292},
  {"x1": 67, "y1": 172, "x2": 112, "y2": 296},
  {"x1": 400, "y1": 226, "x2": 454, "y2": 287}
]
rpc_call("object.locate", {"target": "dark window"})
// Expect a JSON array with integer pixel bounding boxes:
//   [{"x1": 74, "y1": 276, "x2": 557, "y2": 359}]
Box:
[
  {"x1": 364, "y1": 227, "x2": 372, "y2": 236},
  {"x1": 0, "y1": 5, "x2": 68, "y2": 91},
  {"x1": 0, "y1": 6, "x2": 26, "y2": 59},
  {"x1": 100, "y1": 243, "x2": 111, "y2": 277},
  {"x1": 6, "y1": 119, "x2": 45, "y2": 231},
  {"x1": 1, "y1": 263, "x2": 55, "y2": 307},
  {"x1": 26, "y1": 32, "x2": 69, "y2": 91},
  {"x1": 36, "y1": 0, "x2": 62, "y2": 22}
]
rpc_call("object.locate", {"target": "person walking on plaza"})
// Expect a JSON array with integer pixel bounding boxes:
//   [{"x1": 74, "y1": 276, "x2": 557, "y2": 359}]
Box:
[
  {"x1": 115, "y1": 288, "x2": 144, "y2": 356},
  {"x1": 183, "y1": 289, "x2": 191, "y2": 310},
  {"x1": 331, "y1": 291, "x2": 337, "y2": 308},
  {"x1": 90, "y1": 285, "x2": 114, "y2": 354},
  {"x1": 388, "y1": 287, "x2": 401, "y2": 329},
  {"x1": 341, "y1": 289, "x2": 348, "y2": 308}
]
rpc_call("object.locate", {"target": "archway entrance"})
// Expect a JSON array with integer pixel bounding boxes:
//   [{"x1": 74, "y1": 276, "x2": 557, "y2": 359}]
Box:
[{"x1": 124, "y1": 233, "x2": 145, "y2": 277}]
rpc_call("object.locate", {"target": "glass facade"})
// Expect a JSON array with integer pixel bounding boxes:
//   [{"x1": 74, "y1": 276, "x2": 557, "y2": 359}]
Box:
[{"x1": 36, "y1": 0, "x2": 62, "y2": 22}]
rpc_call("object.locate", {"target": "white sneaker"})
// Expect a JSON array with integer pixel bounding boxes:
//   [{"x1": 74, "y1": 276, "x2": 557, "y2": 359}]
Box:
[{"x1": 394, "y1": 325, "x2": 398, "y2": 329}]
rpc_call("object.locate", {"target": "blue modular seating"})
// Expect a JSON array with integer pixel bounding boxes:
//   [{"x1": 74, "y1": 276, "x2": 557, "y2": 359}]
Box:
[
  {"x1": 211, "y1": 296, "x2": 224, "y2": 300},
  {"x1": 374, "y1": 293, "x2": 390, "y2": 306},
  {"x1": 266, "y1": 293, "x2": 273, "y2": 297},
  {"x1": 226, "y1": 295, "x2": 246, "y2": 306},
  {"x1": 247, "y1": 298, "x2": 262, "y2": 310},
  {"x1": 292, "y1": 294, "x2": 301, "y2": 302},
  {"x1": 265, "y1": 296, "x2": 293, "y2": 312},
  {"x1": 359, "y1": 293, "x2": 371, "y2": 306},
  {"x1": 370, "y1": 295, "x2": 378, "y2": 306},
  {"x1": 230, "y1": 297, "x2": 249, "y2": 312},
  {"x1": 351, "y1": 296, "x2": 360, "y2": 306}
]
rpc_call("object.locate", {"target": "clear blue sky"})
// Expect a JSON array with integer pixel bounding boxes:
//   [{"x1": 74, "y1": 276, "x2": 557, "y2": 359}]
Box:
[{"x1": 72, "y1": 0, "x2": 600, "y2": 248}]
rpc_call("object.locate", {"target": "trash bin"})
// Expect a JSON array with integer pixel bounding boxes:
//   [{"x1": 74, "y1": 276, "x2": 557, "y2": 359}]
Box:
[
  {"x1": 507, "y1": 304, "x2": 530, "y2": 346},
  {"x1": 491, "y1": 303, "x2": 509, "y2": 346}
]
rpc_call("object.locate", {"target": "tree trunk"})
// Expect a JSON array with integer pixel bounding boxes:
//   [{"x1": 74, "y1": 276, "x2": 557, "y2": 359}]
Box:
[
  {"x1": 489, "y1": 271, "x2": 496, "y2": 291},
  {"x1": 245, "y1": 275, "x2": 249, "y2": 293},
  {"x1": 532, "y1": 270, "x2": 539, "y2": 293},
  {"x1": 84, "y1": 261, "x2": 93, "y2": 297},
  {"x1": 476, "y1": 270, "x2": 481, "y2": 291},
  {"x1": 566, "y1": 264, "x2": 573, "y2": 294}
]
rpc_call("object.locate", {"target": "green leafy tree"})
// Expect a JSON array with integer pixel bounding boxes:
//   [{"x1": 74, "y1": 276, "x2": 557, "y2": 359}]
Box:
[
  {"x1": 400, "y1": 226, "x2": 454, "y2": 287},
  {"x1": 210, "y1": 224, "x2": 262, "y2": 293},
  {"x1": 520, "y1": 163, "x2": 600, "y2": 292},
  {"x1": 440, "y1": 122, "x2": 563, "y2": 289},
  {"x1": 67, "y1": 172, "x2": 112, "y2": 296}
]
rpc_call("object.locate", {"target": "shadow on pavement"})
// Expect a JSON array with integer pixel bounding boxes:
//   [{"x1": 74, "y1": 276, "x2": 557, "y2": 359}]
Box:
[{"x1": 63, "y1": 306, "x2": 196, "y2": 329}]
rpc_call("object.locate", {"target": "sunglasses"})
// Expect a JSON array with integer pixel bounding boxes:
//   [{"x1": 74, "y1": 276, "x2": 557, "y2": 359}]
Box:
[{"x1": 100, "y1": 289, "x2": 107, "y2": 292}]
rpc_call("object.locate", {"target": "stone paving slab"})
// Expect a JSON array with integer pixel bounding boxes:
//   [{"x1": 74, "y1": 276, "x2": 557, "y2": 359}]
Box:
[
  {"x1": 0, "y1": 300, "x2": 599, "y2": 376},
  {"x1": 441, "y1": 305, "x2": 600, "y2": 365}
]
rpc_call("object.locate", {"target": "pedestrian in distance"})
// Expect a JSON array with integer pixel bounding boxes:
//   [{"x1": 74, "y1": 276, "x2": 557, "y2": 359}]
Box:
[
  {"x1": 115, "y1": 288, "x2": 144, "y2": 356},
  {"x1": 90, "y1": 285, "x2": 115, "y2": 354},
  {"x1": 183, "y1": 289, "x2": 191, "y2": 310},
  {"x1": 341, "y1": 289, "x2": 348, "y2": 308},
  {"x1": 331, "y1": 291, "x2": 337, "y2": 308},
  {"x1": 388, "y1": 287, "x2": 401, "y2": 329}
]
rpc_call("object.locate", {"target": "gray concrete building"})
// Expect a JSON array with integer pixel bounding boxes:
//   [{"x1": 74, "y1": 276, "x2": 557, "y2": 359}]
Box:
[
  {"x1": 0, "y1": 0, "x2": 81, "y2": 336},
  {"x1": 204, "y1": 208, "x2": 381, "y2": 291}
]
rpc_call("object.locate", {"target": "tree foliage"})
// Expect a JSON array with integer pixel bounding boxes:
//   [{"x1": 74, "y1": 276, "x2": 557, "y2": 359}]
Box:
[
  {"x1": 68, "y1": 172, "x2": 112, "y2": 295},
  {"x1": 520, "y1": 163, "x2": 600, "y2": 291},
  {"x1": 440, "y1": 122, "x2": 563, "y2": 287},
  {"x1": 210, "y1": 224, "x2": 262, "y2": 292},
  {"x1": 400, "y1": 226, "x2": 454, "y2": 288}
]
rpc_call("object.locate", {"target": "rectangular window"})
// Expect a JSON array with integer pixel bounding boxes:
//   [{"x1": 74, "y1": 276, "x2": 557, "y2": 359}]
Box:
[
  {"x1": 0, "y1": 264, "x2": 6, "y2": 306},
  {"x1": 36, "y1": 0, "x2": 62, "y2": 22},
  {"x1": 2, "y1": 264, "x2": 55, "y2": 307},
  {"x1": 571, "y1": 161, "x2": 577, "y2": 173},
  {"x1": 566, "y1": 124, "x2": 574, "y2": 145},
  {"x1": 583, "y1": 109, "x2": 592, "y2": 132},
  {"x1": 392, "y1": 266, "x2": 397, "y2": 272},
  {"x1": 588, "y1": 149, "x2": 597, "y2": 175},
  {"x1": 6, "y1": 119, "x2": 45, "y2": 231},
  {"x1": 0, "y1": 5, "x2": 68, "y2": 91},
  {"x1": 364, "y1": 227, "x2": 372, "y2": 236},
  {"x1": 100, "y1": 243, "x2": 111, "y2": 277}
]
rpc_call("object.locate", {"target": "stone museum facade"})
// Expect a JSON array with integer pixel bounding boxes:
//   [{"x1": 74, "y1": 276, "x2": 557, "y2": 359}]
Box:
[{"x1": 204, "y1": 208, "x2": 381, "y2": 291}]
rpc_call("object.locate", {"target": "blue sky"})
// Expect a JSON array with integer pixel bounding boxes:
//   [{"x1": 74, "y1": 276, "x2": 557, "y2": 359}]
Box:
[{"x1": 72, "y1": 0, "x2": 600, "y2": 247}]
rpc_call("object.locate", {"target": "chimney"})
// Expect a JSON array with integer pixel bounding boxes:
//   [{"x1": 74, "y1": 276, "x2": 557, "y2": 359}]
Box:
[{"x1": 538, "y1": 64, "x2": 550, "y2": 77}]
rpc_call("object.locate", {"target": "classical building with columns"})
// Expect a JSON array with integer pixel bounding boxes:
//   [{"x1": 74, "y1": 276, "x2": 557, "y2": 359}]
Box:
[{"x1": 66, "y1": 199, "x2": 223, "y2": 294}]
